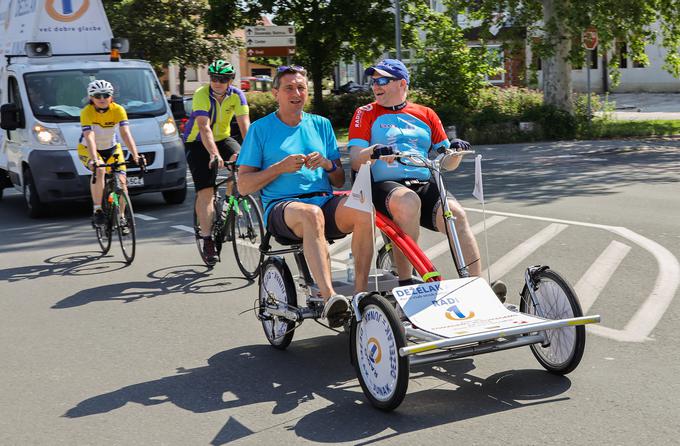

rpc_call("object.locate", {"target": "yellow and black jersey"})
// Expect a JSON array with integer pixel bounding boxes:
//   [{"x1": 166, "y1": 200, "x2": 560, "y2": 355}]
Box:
[{"x1": 79, "y1": 102, "x2": 129, "y2": 150}]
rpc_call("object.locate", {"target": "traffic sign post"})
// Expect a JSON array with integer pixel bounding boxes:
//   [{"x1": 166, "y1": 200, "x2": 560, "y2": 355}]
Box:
[
  {"x1": 244, "y1": 25, "x2": 296, "y2": 61},
  {"x1": 582, "y1": 27, "x2": 598, "y2": 121}
]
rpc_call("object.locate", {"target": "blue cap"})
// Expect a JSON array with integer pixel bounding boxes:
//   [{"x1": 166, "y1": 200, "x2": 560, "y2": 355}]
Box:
[{"x1": 365, "y1": 59, "x2": 409, "y2": 84}]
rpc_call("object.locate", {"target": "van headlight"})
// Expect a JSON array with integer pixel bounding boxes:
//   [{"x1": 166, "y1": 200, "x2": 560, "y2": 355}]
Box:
[
  {"x1": 33, "y1": 124, "x2": 65, "y2": 145},
  {"x1": 160, "y1": 117, "x2": 177, "y2": 137}
]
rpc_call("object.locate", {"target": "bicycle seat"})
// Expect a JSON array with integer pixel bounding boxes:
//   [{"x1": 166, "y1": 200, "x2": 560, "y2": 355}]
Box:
[{"x1": 272, "y1": 232, "x2": 346, "y2": 247}]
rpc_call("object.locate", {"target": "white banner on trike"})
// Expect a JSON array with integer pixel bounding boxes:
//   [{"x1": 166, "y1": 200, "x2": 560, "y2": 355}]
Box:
[{"x1": 392, "y1": 278, "x2": 544, "y2": 338}]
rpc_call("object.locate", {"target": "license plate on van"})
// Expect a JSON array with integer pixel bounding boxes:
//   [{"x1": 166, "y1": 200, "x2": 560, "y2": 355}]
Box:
[{"x1": 127, "y1": 175, "x2": 144, "y2": 187}]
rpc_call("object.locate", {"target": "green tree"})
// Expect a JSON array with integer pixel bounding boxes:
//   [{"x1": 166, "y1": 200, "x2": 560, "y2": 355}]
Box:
[
  {"x1": 449, "y1": 0, "x2": 680, "y2": 113},
  {"x1": 103, "y1": 0, "x2": 238, "y2": 95},
  {"x1": 230, "y1": 0, "x2": 405, "y2": 113},
  {"x1": 404, "y1": 2, "x2": 501, "y2": 122}
]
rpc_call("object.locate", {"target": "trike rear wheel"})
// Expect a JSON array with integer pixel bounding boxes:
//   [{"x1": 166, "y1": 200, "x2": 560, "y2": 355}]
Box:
[
  {"x1": 351, "y1": 292, "x2": 409, "y2": 411},
  {"x1": 259, "y1": 257, "x2": 297, "y2": 350},
  {"x1": 520, "y1": 268, "x2": 586, "y2": 374}
]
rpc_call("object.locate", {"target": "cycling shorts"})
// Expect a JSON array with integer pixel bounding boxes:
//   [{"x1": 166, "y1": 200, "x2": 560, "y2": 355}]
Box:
[
  {"x1": 372, "y1": 178, "x2": 453, "y2": 232},
  {"x1": 77, "y1": 143, "x2": 126, "y2": 174},
  {"x1": 186, "y1": 137, "x2": 240, "y2": 191},
  {"x1": 267, "y1": 194, "x2": 347, "y2": 243}
]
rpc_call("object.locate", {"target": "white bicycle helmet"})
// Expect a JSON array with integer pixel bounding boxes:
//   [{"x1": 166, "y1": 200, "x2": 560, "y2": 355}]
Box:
[{"x1": 87, "y1": 79, "x2": 114, "y2": 96}]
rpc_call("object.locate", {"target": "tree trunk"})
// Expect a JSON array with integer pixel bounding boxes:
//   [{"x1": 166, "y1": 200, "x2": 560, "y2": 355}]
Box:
[
  {"x1": 311, "y1": 69, "x2": 325, "y2": 115},
  {"x1": 542, "y1": 0, "x2": 573, "y2": 113},
  {"x1": 179, "y1": 66, "x2": 186, "y2": 96}
]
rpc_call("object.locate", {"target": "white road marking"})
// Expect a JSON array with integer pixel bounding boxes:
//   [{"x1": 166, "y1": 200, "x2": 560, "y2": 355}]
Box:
[
  {"x1": 423, "y1": 215, "x2": 507, "y2": 261},
  {"x1": 134, "y1": 213, "x2": 157, "y2": 221},
  {"x1": 466, "y1": 207, "x2": 680, "y2": 343},
  {"x1": 575, "y1": 240, "x2": 631, "y2": 312},
  {"x1": 481, "y1": 223, "x2": 568, "y2": 280},
  {"x1": 171, "y1": 225, "x2": 195, "y2": 234}
]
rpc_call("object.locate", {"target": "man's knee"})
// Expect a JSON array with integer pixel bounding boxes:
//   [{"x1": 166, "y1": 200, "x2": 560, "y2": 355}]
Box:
[
  {"x1": 296, "y1": 205, "x2": 326, "y2": 233},
  {"x1": 389, "y1": 190, "x2": 420, "y2": 222}
]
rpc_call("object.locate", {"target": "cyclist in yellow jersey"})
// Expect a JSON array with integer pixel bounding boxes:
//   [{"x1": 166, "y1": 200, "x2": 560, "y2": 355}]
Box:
[
  {"x1": 77, "y1": 79, "x2": 143, "y2": 228},
  {"x1": 183, "y1": 60, "x2": 250, "y2": 265}
]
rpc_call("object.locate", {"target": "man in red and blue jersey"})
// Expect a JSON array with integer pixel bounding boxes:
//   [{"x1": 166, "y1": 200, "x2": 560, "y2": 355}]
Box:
[{"x1": 348, "y1": 59, "x2": 506, "y2": 300}]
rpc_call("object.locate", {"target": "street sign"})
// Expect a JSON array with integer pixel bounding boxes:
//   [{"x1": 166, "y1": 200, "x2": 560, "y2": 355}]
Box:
[
  {"x1": 245, "y1": 26, "x2": 295, "y2": 37},
  {"x1": 246, "y1": 47, "x2": 296, "y2": 57},
  {"x1": 246, "y1": 36, "x2": 296, "y2": 48},
  {"x1": 582, "y1": 27, "x2": 598, "y2": 50}
]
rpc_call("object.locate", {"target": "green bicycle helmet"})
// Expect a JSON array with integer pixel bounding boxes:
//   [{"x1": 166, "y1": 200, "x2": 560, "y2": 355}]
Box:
[{"x1": 208, "y1": 60, "x2": 235, "y2": 76}]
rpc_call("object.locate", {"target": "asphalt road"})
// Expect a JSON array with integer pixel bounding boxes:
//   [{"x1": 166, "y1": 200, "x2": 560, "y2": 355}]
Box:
[{"x1": 1, "y1": 137, "x2": 679, "y2": 445}]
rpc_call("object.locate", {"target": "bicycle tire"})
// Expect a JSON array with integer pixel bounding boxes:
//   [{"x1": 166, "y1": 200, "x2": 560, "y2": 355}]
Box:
[
  {"x1": 259, "y1": 257, "x2": 297, "y2": 350},
  {"x1": 351, "y1": 292, "x2": 409, "y2": 411},
  {"x1": 520, "y1": 268, "x2": 586, "y2": 374},
  {"x1": 232, "y1": 195, "x2": 265, "y2": 280},
  {"x1": 96, "y1": 186, "x2": 113, "y2": 254},
  {"x1": 117, "y1": 192, "x2": 136, "y2": 264},
  {"x1": 193, "y1": 194, "x2": 222, "y2": 267}
]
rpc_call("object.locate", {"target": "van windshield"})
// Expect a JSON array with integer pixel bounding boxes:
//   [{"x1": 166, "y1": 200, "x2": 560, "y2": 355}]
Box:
[{"x1": 24, "y1": 68, "x2": 166, "y2": 122}]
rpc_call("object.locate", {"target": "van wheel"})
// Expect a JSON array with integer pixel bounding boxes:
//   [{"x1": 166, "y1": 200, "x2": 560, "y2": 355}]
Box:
[
  {"x1": 162, "y1": 185, "x2": 187, "y2": 204},
  {"x1": 23, "y1": 168, "x2": 46, "y2": 218}
]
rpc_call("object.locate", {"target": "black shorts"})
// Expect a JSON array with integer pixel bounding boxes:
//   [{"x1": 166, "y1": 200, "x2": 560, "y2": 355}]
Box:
[
  {"x1": 372, "y1": 178, "x2": 446, "y2": 231},
  {"x1": 186, "y1": 137, "x2": 240, "y2": 191},
  {"x1": 267, "y1": 195, "x2": 347, "y2": 243}
]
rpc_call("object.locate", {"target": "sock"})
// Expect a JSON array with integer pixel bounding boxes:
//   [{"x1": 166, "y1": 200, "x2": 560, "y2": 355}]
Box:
[{"x1": 93, "y1": 205, "x2": 102, "y2": 212}]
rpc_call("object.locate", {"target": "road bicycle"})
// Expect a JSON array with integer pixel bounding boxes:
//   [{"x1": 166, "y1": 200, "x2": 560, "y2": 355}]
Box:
[
  {"x1": 93, "y1": 157, "x2": 145, "y2": 264},
  {"x1": 193, "y1": 160, "x2": 265, "y2": 279}
]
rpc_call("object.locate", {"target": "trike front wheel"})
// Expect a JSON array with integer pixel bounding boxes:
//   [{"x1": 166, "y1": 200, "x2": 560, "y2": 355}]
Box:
[
  {"x1": 351, "y1": 292, "x2": 409, "y2": 411},
  {"x1": 520, "y1": 268, "x2": 586, "y2": 374}
]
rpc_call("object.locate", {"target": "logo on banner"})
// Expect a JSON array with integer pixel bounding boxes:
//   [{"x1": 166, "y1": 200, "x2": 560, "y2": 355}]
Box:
[
  {"x1": 46, "y1": 0, "x2": 90, "y2": 22},
  {"x1": 366, "y1": 337, "x2": 382, "y2": 364},
  {"x1": 445, "y1": 305, "x2": 475, "y2": 320}
]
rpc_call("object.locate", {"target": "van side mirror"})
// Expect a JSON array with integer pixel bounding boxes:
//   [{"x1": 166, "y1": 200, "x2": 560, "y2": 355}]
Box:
[{"x1": 0, "y1": 103, "x2": 24, "y2": 130}]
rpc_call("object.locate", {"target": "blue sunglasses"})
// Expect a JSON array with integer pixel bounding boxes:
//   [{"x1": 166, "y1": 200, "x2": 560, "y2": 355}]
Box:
[
  {"x1": 370, "y1": 77, "x2": 397, "y2": 87},
  {"x1": 277, "y1": 65, "x2": 306, "y2": 72}
]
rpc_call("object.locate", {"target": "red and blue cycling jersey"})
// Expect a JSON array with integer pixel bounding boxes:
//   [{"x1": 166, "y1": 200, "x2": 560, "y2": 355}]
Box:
[{"x1": 348, "y1": 102, "x2": 450, "y2": 182}]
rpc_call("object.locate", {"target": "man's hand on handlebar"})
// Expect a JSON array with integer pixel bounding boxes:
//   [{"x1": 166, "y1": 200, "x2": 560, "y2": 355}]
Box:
[
  {"x1": 210, "y1": 153, "x2": 224, "y2": 170},
  {"x1": 370, "y1": 144, "x2": 399, "y2": 164},
  {"x1": 449, "y1": 138, "x2": 472, "y2": 152},
  {"x1": 134, "y1": 154, "x2": 147, "y2": 173}
]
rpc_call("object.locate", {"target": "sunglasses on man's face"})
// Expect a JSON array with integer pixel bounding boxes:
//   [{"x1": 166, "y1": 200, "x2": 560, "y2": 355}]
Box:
[
  {"x1": 277, "y1": 65, "x2": 305, "y2": 72},
  {"x1": 210, "y1": 75, "x2": 233, "y2": 84},
  {"x1": 370, "y1": 77, "x2": 397, "y2": 87},
  {"x1": 92, "y1": 93, "x2": 111, "y2": 99}
]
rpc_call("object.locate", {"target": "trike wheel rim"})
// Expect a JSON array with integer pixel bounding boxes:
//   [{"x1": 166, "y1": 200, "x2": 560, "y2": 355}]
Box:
[{"x1": 355, "y1": 304, "x2": 400, "y2": 402}]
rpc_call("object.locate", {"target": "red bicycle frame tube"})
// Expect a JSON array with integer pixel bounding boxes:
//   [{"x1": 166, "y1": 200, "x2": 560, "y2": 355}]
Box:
[
  {"x1": 334, "y1": 191, "x2": 441, "y2": 282},
  {"x1": 375, "y1": 211, "x2": 441, "y2": 282}
]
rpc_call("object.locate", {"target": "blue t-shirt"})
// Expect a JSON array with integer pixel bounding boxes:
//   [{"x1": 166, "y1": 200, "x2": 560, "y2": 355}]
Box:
[{"x1": 237, "y1": 111, "x2": 340, "y2": 224}]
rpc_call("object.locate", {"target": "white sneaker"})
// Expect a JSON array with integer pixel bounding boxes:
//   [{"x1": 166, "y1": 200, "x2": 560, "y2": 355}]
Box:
[{"x1": 321, "y1": 295, "x2": 349, "y2": 328}]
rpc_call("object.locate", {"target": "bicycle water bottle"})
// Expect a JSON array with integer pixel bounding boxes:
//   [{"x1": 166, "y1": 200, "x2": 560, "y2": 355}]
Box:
[{"x1": 347, "y1": 252, "x2": 355, "y2": 283}]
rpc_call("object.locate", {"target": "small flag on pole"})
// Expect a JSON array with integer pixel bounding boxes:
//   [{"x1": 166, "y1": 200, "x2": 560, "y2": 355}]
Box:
[
  {"x1": 344, "y1": 162, "x2": 373, "y2": 213},
  {"x1": 472, "y1": 154, "x2": 484, "y2": 203}
]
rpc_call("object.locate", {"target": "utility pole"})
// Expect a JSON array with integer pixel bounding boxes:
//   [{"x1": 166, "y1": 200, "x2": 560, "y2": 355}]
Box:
[{"x1": 394, "y1": 0, "x2": 402, "y2": 59}]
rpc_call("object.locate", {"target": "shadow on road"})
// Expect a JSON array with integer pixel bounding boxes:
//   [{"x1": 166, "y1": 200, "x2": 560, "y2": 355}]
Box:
[
  {"x1": 451, "y1": 140, "x2": 680, "y2": 204},
  {"x1": 0, "y1": 251, "x2": 127, "y2": 282},
  {"x1": 51, "y1": 265, "x2": 254, "y2": 308},
  {"x1": 64, "y1": 335, "x2": 572, "y2": 444}
]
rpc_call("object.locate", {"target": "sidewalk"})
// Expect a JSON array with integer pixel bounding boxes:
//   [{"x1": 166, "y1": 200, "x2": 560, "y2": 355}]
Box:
[{"x1": 601, "y1": 93, "x2": 680, "y2": 120}]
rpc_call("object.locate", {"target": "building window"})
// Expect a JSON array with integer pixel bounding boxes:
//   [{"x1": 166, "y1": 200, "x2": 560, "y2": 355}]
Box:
[
  {"x1": 470, "y1": 45, "x2": 505, "y2": 84},
  {"x1": 185, "y1": 67, "x2": 198, "y2": 82}
]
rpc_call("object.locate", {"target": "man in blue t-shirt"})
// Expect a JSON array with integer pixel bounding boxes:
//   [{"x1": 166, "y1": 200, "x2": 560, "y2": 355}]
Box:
[{"x1": 237, "y1": 66, "x2": 373, "y2": 327}]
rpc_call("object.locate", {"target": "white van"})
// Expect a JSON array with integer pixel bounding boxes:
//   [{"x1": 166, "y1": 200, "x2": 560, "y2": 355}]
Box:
[{"x1": 0, "y1": 0, "x2": 187, "y2": 217}]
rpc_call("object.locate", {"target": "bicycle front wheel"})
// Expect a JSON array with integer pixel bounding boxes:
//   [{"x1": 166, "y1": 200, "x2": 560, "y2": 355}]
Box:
[
  {"x1": 232, "y1": 195, "x2": 265, "y2": 280},
  {"x1": 116, "y1": 192, "x2": 136, "y2": 264},
  {"x1": 96, "y1": 188, "x2": 113, "y2": 254}
]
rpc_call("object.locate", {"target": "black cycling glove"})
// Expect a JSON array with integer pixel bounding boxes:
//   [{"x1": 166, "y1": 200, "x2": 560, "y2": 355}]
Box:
[
  {"x1": 450, "y1": 138, "x2": 472, "y2": 151},
  {"x1": 370, "y1": 144, "x2": 399, "y2": 159}
]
